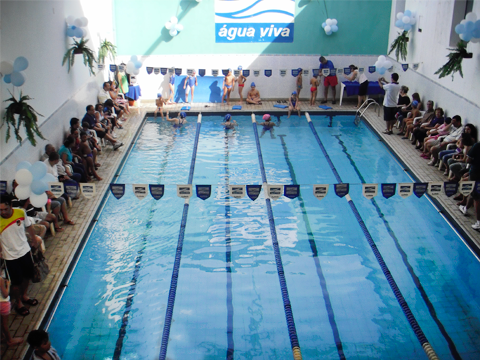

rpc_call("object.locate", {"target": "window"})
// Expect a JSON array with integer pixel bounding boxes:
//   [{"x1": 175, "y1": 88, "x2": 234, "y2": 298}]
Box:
[{"x1": 450, "y1": 0, "x2": 475, "y2": 46}]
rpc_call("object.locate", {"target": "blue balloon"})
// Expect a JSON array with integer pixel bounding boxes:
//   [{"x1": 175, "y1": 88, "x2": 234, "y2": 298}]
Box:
[
  {"x1": 322, "y1": 22, "x2": 326, "y2": 28},
  {"x1": 455, "y1": 24, "x2": 465, "y2": 34},
  {"x1": 326, "y1": 30, "x2": 332, "y2": 36},
  {"x1": 41, "y1": 173, "x2": 57, "y2": 183},
  {"x1": 30, "y1": 161, "x2": 47, "y2": 180},
  {"x1": 378, "y1": 67, "x2": 386, "y2": 75},
  {"x1": 404, "y1": 10, "x2": 412, "y2": 17},
  {"x1": 475, "y1": 20, "x2": 480, "y2": 30},
  {"x1": 67, "y1": 27, "x2": 75, "y2": 37},
  {"x1": 16, "y1": 161, "x2": 32, "y2": 171},
  {"x1": 395, "y1": 19, "x2": 403, "y2": 28},
  {"x1": 462, "y1": 32, "x2": 473, "y2": 42},
  {"x1": 403, "y1": 24, "x2": 412, "y2": 31},
  {"x1": 11, "y1": 71, "x2": 25, "y2": 87},
  {"x1": 73, "y1": 27, "x2": 84, "y2": 38},
  {"x1": 13, "y1": 57, "x2": 28, "y2": 72},
  {"x1": 131, "y1": 55, "x2": 138, "y2": 62},
  {"x1": 4, "y1": 74, "x2": 11, "y2": 84},
  {"x1": 134, "y1": 60, "x2": 142, "y2": 69},
  {"x1": 71, "y1": 25, "x2": 77, "y2": 30},
  {"x1": 472, "y1": 28, "x2": 480, "y2": 38},
  {"x1": 331, "y1": 25, "x2": 338, "y2": 32},
  {"x1": 465, "y1": 21, "x2": 475, "y2": 32},
  {"x1": 31, "y1": 181, "x2": 49, "y2": 195}
]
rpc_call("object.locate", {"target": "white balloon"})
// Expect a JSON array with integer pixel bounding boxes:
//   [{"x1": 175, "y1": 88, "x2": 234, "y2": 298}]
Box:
[
  {"x1": 126, "y1": 61, "x2": 135, "y2": 73},
  {"x1": 15, "y1": 185, "x2": 31, "y2": 200},
  {"x1": 324, "y1": 25, "x2": 331, "y2": 33},
  {"x1": 15, "y1": 169, "x2": 33, "y2": 186},
  {"x1": 169, "y1": 28, "x2": 178, "y2": 37},
  {"x1": 461, "y1": 19, "x2": 467, "y2": 24},
  {"x1": 66, "y1": 15, "x2": 75, "y2": 25},
  {"x1": 384, "y1": 60, "x2": 392, "y2": 69},
  {"x1": 79, "y1": 16, "x2": 89, "y2": 27},
  {"x1": 196, "y1": 0, "x2": 202, "y2": 2},
  {"x1": 471, "y1": 37, "x2": 480, "y2": 43},
  {"x1": 396, "y1": 12, "x2": 404, "y2": 20},
  {"x1": 465, "y1": 12, "x2": 477, "y2": 22},
  {"x1": 326, "y1": 18, "x2": 333, "y2": 26},
  {"x1": 402, "y1": 16, "x2": 411, "y2": 24},
  {"x1": 409, "y1": 17, "x2": 416, "y2": 25},
  {"x1": 170, "y1": 16, "x2": 178, "y2": 25},
  {"x1": 74, "y1": 18, "x2": 83, "y2": 27},
  {"x1": 165, "y1": 21, "x2": 172, "y2": 30},
  {"x1": 0, "y1": 61, "x2": 13, "y2": 75},
  {"x1": 378, "y1": 55, "x2": 386, "y2": 62},
  {"x1": 175, "y1": 23, "x2": 184, "y2": 31},
  {"x1": 331, "y1": 19, "x2": 337, "y2": 26},
  {"x1": 132, "y1": 67, "x2": 140, "y2": 75},
  {"x1": 30, "y1": 193, "x2": 48, "y2": 208}
]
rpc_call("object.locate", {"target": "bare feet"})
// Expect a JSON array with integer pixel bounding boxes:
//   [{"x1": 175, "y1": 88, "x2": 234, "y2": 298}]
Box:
[
  {"x1": 7, "y1": 338, "x2": 24, "y2": 346},
  {"x1": 95, "y1": 176, "x2": 103, "y2": 181},
  {"x1": 64, "y1": 220, "x2": 75, "y2": 225}
]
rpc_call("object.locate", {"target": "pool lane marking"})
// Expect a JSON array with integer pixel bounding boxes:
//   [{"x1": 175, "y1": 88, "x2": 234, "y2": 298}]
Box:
[
  {"x1": 277, "y1": 133, "x2": 346, "y2": 360},
  {"x1": 159, "y1": 114, "x2": 202, "y2": 360},
  {"x1": 113, "y1": 123, "x2": 182, "y2": 359},
  {"x1": 305, "y1": 112, "x2": 440, "y2": 360},
  {"x1": 224, "y1": 129, "x2": 235, "y2": 360},
  {"x1": 251, "y1": 114, "x2": 303, "y2": 360},
  {"x1": 333, "y1": 134, "x2": 461, "y2": 360}
]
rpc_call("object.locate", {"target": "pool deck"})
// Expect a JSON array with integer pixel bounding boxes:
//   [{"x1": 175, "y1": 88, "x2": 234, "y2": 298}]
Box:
[{"x1": 2, "y1": 99, "x2": 479, "y2": 360}]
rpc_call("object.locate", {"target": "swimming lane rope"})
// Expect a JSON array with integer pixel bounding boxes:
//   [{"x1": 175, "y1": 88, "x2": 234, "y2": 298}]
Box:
[
  {"x1": 305, "y1": 112, "x2": 439, "y2": 360},
  {"x1": 251, "y1": 114, "x2": 303, "y2": 360},
  {"x1": 159, "y1": 114, "x2": 202, "y2": 360}
]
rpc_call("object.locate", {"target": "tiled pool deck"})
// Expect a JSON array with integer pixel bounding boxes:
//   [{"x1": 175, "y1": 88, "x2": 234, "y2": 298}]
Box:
[{"x1": 2, "y1": 99, "x2": 479, "y2": 360}]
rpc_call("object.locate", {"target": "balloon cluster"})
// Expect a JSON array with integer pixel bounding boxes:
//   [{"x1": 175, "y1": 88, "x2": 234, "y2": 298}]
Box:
[
  {"x1": 14, "y1": 161, "x2": 57, "y2": 208},
  {"x1": 321, "y1": 18, "x2": 338, "y2": 36},
  {"x1": 126, "y1": 55, "x2": 143, "y2": 75},
  {"x1": 1, "y1": 56, "x2": 29, "y2": 86},
  {"x1": 455, "y1": 12, "x2": 480, "y2": 43},
  {"x1": 66, "y1": 15, "x2": 89, "y2": 38},
  {"x1": 395, "y1": 10, "x2": 416, "y2": 31},
  {"x1": 165, "y1": 16, "x2": 184, "y2": 37},
  {"x1": 374, "y1": 55, "x2": 392, "y2": 75}
]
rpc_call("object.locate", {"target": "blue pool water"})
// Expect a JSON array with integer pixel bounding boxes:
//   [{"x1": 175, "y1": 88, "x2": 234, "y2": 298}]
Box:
[{"x1": 48, "y1": 115, "x2": 480, "y2": 360}]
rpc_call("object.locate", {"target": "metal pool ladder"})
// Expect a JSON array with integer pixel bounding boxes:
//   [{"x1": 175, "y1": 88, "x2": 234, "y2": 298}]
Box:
[{"x1": 354, "y1": 98, "x2": 381, "y2": 125}]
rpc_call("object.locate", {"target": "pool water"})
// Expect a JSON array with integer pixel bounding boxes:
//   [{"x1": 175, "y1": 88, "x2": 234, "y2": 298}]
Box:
[{"x1": 48, "y1": 115, "x2": 480, "y2": 360}]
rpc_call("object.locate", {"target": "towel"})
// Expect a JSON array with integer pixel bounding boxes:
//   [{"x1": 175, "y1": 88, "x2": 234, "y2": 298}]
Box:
[
  {"x1": 318, "y1": 105, "x2": 333, "y2": 110},
  {"x1": 181, "y1": 106, "x2": 191, "y2": 110},
  {"x1": 232, "y1": 105, "x2": 242, "y2": 110},
  {"x1": 273, "y1": 104, "x2": 288, "y2": 109}
]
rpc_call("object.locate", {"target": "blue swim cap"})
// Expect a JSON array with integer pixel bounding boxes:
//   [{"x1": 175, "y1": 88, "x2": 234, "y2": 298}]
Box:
[
  {"x1": 298, "y1": 68, "x2": 302, "y2": 72},
  {"x1": 251, "y1": 82, "x2": 256, "y2": 87},
  {"x1": 157, "y1": 93, "x2": 162, "y2": 98},
  {"x1": 180, "y1": 112, "x2": 187, "y2": 118},
  {"x1": 412, "y1": 100, "x2": 419, "y2": 107},
  {"x1": 228, "y1": 68, "x2": 232, "y2": 73},
  {"x1": 292, "y1": 91, "x2": 297, "y2": 95},
  {"x1": 225, "y1": 114, "x2": 231, "y2": 121},
  {"x1": 238, "y1": 66, "x2": 243, "y2": 70}
]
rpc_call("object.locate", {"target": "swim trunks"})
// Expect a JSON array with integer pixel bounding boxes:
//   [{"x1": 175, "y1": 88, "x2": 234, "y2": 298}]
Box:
[
  {"x1": 238, "y1": 84, "x2": 244, "y2": 87},
  {"x1": 225, "y1": 84, "x2": 232, "y2": 89},
  {"x1": 310, "y1": 87, "x2": 317, "y2": 92}
]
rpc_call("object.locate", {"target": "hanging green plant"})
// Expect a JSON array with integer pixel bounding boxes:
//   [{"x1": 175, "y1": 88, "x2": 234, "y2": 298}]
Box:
[
  {"x1": 388, "y1": 30, "x2": 409, "y2": 62},
  {"x1": 435, "y1": 41, "x2": 472, "y2": 80},
  {"x1": 2, "y1": 91, "x2": 44, "y2": 146},
  {"x1": 62, "y1": 37, "x2": 97, "y2": 75},
  {"x1": 98, "y1": 39, "x2": 117, "y2": 64}
]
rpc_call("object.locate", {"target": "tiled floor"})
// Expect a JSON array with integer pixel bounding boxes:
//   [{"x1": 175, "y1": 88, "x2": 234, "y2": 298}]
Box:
[{"x1": 2, "y1": 98, "x2": 479, "y2": 360}]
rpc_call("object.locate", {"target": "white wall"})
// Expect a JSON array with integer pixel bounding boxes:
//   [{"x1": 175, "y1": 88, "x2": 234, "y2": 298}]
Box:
[{"x1": 388, "y1": 0, "x2": 480, "y2": 126}]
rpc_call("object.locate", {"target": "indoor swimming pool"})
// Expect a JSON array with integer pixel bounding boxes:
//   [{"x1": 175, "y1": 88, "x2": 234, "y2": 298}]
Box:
[{"x1": 46, "y1": 114, "x2": 480, "y2": 360}]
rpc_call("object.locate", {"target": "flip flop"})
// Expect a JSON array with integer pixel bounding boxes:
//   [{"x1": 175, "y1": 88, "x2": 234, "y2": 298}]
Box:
[
  {"x1": 24, "y1": 298, "x2": 38, "y2": 306},
  {"x1": 64, "y1": 220, "x2": 75, "y2": 225},
  {"x1": 15, "y1": 306, "x2": 30, "y2": 316},
  {"x1": 55, "y1": 227, "x2": 64, "y2": 232}
]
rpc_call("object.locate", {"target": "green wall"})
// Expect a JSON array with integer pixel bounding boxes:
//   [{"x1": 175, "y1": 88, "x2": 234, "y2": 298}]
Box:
[{"x1": 114, "y1": 0, "x2": 391, "y2": 56}]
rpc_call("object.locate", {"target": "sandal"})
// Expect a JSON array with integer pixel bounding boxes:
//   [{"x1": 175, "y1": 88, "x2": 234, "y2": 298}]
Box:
[
  {"x1": 64, "y1": 220, "x2": 75, "y2": 225},
  {"x1": 24, "y1": 298, "x2": 39, "y2": 306},
  {"x1": 15, "y1": 306, "x2": 30, "y2": 316},
  {"x1": 55, "y1": 227, "x2": 64, "y2": 232}
]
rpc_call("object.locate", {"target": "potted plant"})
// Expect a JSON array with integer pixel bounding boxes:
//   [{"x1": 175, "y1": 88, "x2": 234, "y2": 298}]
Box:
[
  {"x1": 388, "y1": 30, "x2": 409, "y2": 61},
  {"x1": 435, "y1": 41, "x2": 472, "y2": 80},
  {"x1": 63, "y1": 37, "x2": 97, "y2": 75},
  {"x1": 2, "y1": 91, "x2": 44, "y2": 146},
  {"x1": 98, "y1": 39, "x2": 117, "y2": 64}
]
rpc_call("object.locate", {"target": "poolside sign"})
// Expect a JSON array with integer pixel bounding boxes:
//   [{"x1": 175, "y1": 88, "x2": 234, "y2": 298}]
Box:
[
  {"x1": 427, "y1": 182, "x2": 443, "y2": 198},
  {"x1": 398, "y1": 183, "x2": 413, "y2": 198},
  {"x1": 64, "y1": 180, "x2": 79, "y2": 199},
  {"x1": 133, "y1": 184, "x2": 148, "y2": 200},
  {"x1": 444, "y1": 182, "x2": 458, "y2": 197},
  {"x1": 381, "y1": 183, "x2": 396, "y2": 199},
  {"x1": 459, "y1": 181, "x2": 475, "y2": 196},
  {"x1": 196, "y1": 185, "x2": 212, "y2": 200},
  {"x1": 267, "y1": 184, "x2": 283, "y2": 200},
  {"x1": 110, "y1": 184, "x2": 125, "y2": 199},
  {"x1": 362, "y1": 184, "x2": 378, "y2": 199},
  {"x1": 284, "y1": 185, "x2": 299, "y2": 199},
  {"x1": 49, "y1": 182, "x2": 64, "y2": 198},
  {"x1": 80, "y1": 184, "x2": 96, "y2": 199},
  {"x1": 229, "y1": 185, "x2": 245, "y2": 199},
  {"x1": 149, "y1": 184, "x2": 165, "y2": 200},
  {"x1": 334, "y1": 183, "x2": 349, "y2": 198},
  {"x1": 247, "y1": 185, "x2": 262, "y2": 201},
  {"x1": 313, "y1": 185, "x2": 329, "y2": 200},
  {"x1": 413, "y1": 183, "x2": 428, "y2": 198},
  {"x1": 215, "y1": 0, "x2": 294, "y2": 43},
  {"x1": 177, "y1": 185, "x2": 193, "y2": 199}
]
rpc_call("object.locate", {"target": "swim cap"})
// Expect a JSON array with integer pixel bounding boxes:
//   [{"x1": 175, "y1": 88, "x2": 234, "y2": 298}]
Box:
[
  {"x1": 157, "y1": 93, "x2": 162, "y2": 98},
  {"x1": 225, "y1": 114, "x2": 231, "y2": 121},
  {"x1": 292, "y1": 91, "x2": 297, "y2": 95},
  {"x1": 263, "y1": 114, "x2": 271, "y2": 121},
  {"x1": 251, "y1": 82, "x2": 256, "y2": 87},
  {"x1": 238, "y1": 66, "x2": 243, "y2": 70},
  {"x1": 180, "y1": 112, "x2": 187, "y2": 118},
  {"x1": 412, "y1": 100, "x2": 419, "y2": 107},
  {"x1": 228, "y1": 68, "x2": 232, "y2": 73},
  {"x1": 298, "y1": 68, "x2": 302, "y2": 72}
]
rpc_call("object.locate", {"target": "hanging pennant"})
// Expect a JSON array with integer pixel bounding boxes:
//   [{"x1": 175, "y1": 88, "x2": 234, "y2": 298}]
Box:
[
  {"x1": 362, "y1": 184, "x2": 378, "y2": 199},
  {"x1": 110, "y1": 64, "x2": 117, "y2": 72},
  {"x1": 267, "y1": 185, "x2": 283, "y2": 200},
  {"x1": 343, "y1": 68, "x2": 351, "y2": 75},
  {"x1": 154, "y1": 68, "x2": 160, "y2": 75},
  {"x1": 402, "y1": 64, "x2": 409, "y2": 71},
  {"x1": 358, "y1": 68, "x2": 365, "y2": 74},
  {"x1": 336, "y1": 68, "x2": 343, "y2": 75},
  {"x1": 118, "y1": 64, "x2": 125, "y2": 72},
  {"x1": 313, "y1": 184, "x2": 329, "y2": 200},
  {"x1": 221, "y1": 69, "x2": 229, "y2": 76},
  {"x1": 312, "y1": 69, "x2": 320, "y2": 77},
  {"x1": 146, "y1": 67, "x2": 153, "y2": 74},
  {"x1": 444, "y1": 182, "x2": 458, "y2": 197},
  {"x1": 149, "y1": 184, "x2": 165, "y2": 200},
  {"x1": 80, "y1": 183, "x2": 96, "y2": 199},
  {"x1": 322, "y1": 68, "x2": 330, "y2": 76},
  {"x1": 284, "y1": 185, "x2": 299, "y2": 199},
  {"x1": 253, "y1": 70, "x2": 260, "y2": 77},
  {"x1": 160, "y1": 68, "x2": 168, "y2": 75},
  {"x1": 64, "y1": 180, "x2": 79, "y2": 199},
  {"x1": 97, "y1": 64, "x2": 105, "y2": 71},
  {"x1": 133, "y1": 184, "x2": 148, "y2": 200},
  {"x1": 242, "y1": 69, "x2": 250, "y2": 77},
  {"x1": 168, "y1": 68, "x2": 175, "y2": 75},
  {"x1": 0, "y1": 181, "x2": 7, "y2": 195},
  {"x1": 427, "y1": 182, "x2": 443, "y2": 198},
  {"x1": 292, "y1": 69, "x2": 300, "y2": 77},
  {"x1": 368, "y1": 66, "x2": 376, "y2": 73},
  {"x1": 187, "y1": 69, "x2": 194, "y2": 76},
  {"x1": 413, "y1": 63, "x2": 419, "y2": 70},
  {"x1": 381, "y1": 183, "x2": 396, "y2": 199},
  {"x1": 303, "y1": 69, "x2": 309, "y2": 76},
  {"x1": 196, "y1": 185, "x2": 211, "y2": 200},
  {"x1": 388, "y1": 66, "x2": 394, "y2": 72},
  {"x1": 246, "y1": 185, "x2": 262, "y2": 201},
  {"x1": 279, "y1": 69, "x2": 287, "y2": 77},
  {"x1": 264, "y1": 69, "x2": 272, "y2": 77},
  {"x1": 330, "y1": 68, "x2": 337, "y2": 76},
  {"x1": 459, "y1": 181, "x2": 475, "y2": 196},
  {"x1": 334, "y1": 183, "x2": 349, "y2": 198},
  {"x1": 110, "y1": 184, "x2": 125, "y2": 199},
  {"x1": 49, "y1": 182, "x2": 64, "y2": 199},
  {"x1": 212, "y1": 69, "x2": 219, "y2": 77},
  {"x1": 198, "y1": 69, "x2": 206, "y2": 77},
  {"x1": 229, "y1": 185, "x2": 245, "y2": 199},
  {"x1": 233, "y1": 69, "x2": 240, "y2": 77},
  {"x1": 175, "y1": 68, "x2": 182, "y2": 76},
  {"x1": 413, "y1": 183, "x2": 428, "y2": 198},
  {"x1": 398, "y1": 183, "x2": 413, "y2": 199},
  {"x1": 177, "y1": 185, "x2": 193, "y2": 199}
]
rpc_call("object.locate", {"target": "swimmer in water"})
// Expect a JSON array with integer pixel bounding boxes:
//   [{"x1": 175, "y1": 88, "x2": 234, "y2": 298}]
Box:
[
  {"x1": 154, "y1": 93, "x2": 166, "y2": 119},
  {"x1": 184, "y1": 71, "x2": 198, "y2": 103},
  {"x1": 222, "y1": 69, "x2": 235, "y2": 105},
  {"x1": 167, "y1": 70, "x2": 176, "y2": 104},
  {"x1": 287, "y1": 91, "x2": 300, "y2": 118},
  {"x1": 166, "y1": 111, "x2": 187, "y2": 127},
  {"x1": 258, "y1": 113, "x2": 276, "y2": 138},
  {"x1": 236, "y1": 67, "x2": 246, "y2": 104},
  {"x1": 310, "y1": 76, "x2": 319, "y2": 106},
  {"x1": 222, "y1": 114, "x2": 238, "y2": 129}
]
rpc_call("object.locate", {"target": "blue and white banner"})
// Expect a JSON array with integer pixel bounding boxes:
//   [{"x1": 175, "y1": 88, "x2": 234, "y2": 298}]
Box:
[
  {"x1": 344, "y1": 67, "x2": 351, "y2": 75},
  {"x1": 243, "y1": 69, "x2": 250, "y2": 77},
  {"x1": 64, "y1": 180, "x2": 79, "y2": 198},
  {"x1": 414, "y1": 183, "x2": 428, "y2": 198},
  {"x1": 161, "y1": 68, "x2": 168, "y2": 75},
  {"x1": 247, "y1": 185, "x2": 262, "y2": 201},
  {"x1": 196, "y1": 185, "x2": 212, "y2": 200},
  {"x1": 149, "y1": 184, "x2": 164, "y2": 200},
  {"x1": 110, "y1": 64, "x2": 117, "y2": 72},
  {"x1": 402, "y1": 64, "x2": 409, "y2": 71},
  {"x1": 146, "y1": 67, "x2": 153, "y2": 74},
  {"x1": 198, "y1": 69, "x2": 206, "y2": 77},
  {"x1": 335, "y1": 183, "x2": 349, "y2": 198},
  {"x1": 444, "y1": 182, "x2": 458, "y2": 197},
  {"x1": 222, "y1": 69, "x2": 230, "y2": 76},
  {"x1": 312, "y1": 69, "x2": 320, "y2": 77},
  {"x1": 382, "y1": 183, "x2": 396, "y2": 199},
  {"x1": 175, "y1": 68, "x2": 182, "y2": 76},
  {"x1": 264, "y1": 69, "x2": 272, "y2": 77},
  {"x1": 154, "y1": 68, "x2": 160, "y2": 75},
  {"x1": 110, "y1": 183, "x2": 125, "y2": 199},
  {"x1": 368, "y1": 66, "x2": 376, "y2": 73},
  {"x1": 284, "y1": 185, "x2": 299, "y2": 199},
  {"x1": 215, "y1": 0, "x2": 295, "y2": 43}
]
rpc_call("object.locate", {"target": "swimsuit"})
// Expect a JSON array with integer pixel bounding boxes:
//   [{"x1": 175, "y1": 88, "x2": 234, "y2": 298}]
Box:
[
  {"x1": 169, "y1": 75, "x2": 175, "y2": 85},
  {"x1": 187, "y1": 76, "x2": 196, "y2": 87},
  {"x1": 238, "y1": 84, "x2": 244, "y2": 87},
  {"x1": 225, "y1": 84, "x2": 232, "y2": 89},
  {"x1": 310, "y1": 87, "x2": 317, "y2": 92}
]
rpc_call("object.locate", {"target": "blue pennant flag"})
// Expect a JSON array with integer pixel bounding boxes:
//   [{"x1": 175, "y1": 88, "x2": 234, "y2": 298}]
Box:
[
  {"x1": 291, "y1": 69, "x2": 300, "y2": 77},
  {"x1": 198, "y1": 69, "x2": 206, "y2": 77},
  {"x1": 264, "y1": 69, "x2": 272, "y2": 77},
  {"x1": 175, "y1": 68, "x2": 182, "y2": 76},
  {"x1": 334, "y1": 183, "x2": 349, "y2": 198},
  {"x1": 246, "y1": 185, "x2": 262, "y2": 201},
  {"x1": 64, "y1": 180, "x2": 79, "y2": 199},
  {"x1": 154, "y1": 68, "x2": 160, "y2": 75},
  {"x1": 0, "y1": 181, "x2": 6, "y2": 195},
  {"x1": 222, "y1": 69, "x2": 229, "y2": 76},
  {"x1": 110, "y1": 64, "x2": 117, "y2": 72},
  {"x1": 284, "y1": 185, "x2": 299, "y2": 199},
  {"x1": 381, "y1": 183, "x2": 396, "y2": 199},
  {"x1": 444, "y1": 182, "x2": 458, "y2": 197},
  {"x1": 242, "y1": 69, "x2": 250, "y2": 77},
  {"x1": 110, "y1": 184, "x2": 125, "y2": 199},
  {"x1": 402, "y1": 64, "x2": 409, "y2": 71},
  {"x1": 413, "y1": 183, "x2": 428, "y2": 198},
  {"x1": 146, "y1": 67, "x2": 153, "y2": 74},
  {"x1": 149, "y1": 184, "x2": 164, "y2": 200},
  {"x1": 196, "y1": 185, "x2": 211, "y2": 200},
  {"x1": 160, "y1": 68, "x2": 167, "y2": 75},
  {"x1": 343, "y1": 67, "x2": 351, "y2": 75},
  {"x1": 330, "y1": 68, "x2": 337, "y2": 76},
  {"x1": 368, "y1": 66, "x2": 376, "y2": 73},
  {"x1": 312, "y1": 69, "x2": 320, "y2": 77}
]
